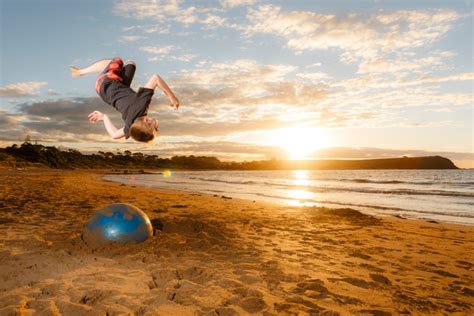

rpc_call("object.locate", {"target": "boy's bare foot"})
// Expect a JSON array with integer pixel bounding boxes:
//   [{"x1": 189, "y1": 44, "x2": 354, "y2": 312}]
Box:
[{"x1": 70, "y1": 66, "x2": 82, "y2": 77}]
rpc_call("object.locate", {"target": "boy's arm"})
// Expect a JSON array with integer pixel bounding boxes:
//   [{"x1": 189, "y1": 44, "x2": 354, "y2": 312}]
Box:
[
  {"x1": 145, "y1": 74, "x2": 180, "y2": 109},
  {"x1": 70, "y1": 59, "x2": 112, "y2": 77},
  {"x1": 88, "y1": 111, "x2": 125, "y2": 139}
]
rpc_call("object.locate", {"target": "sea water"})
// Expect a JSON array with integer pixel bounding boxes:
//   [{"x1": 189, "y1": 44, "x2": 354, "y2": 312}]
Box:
[{"x1": 104, "y1": 169, "x2": 474, "y2": 225}]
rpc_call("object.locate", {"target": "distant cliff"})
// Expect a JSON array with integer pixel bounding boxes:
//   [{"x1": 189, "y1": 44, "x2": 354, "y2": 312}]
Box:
[
  {"x1": 276, "y1": 156, "x2": 458, "y2": 170},
  {"x1": 0, "y1": 142, "x2": 458, "y2": 170}
]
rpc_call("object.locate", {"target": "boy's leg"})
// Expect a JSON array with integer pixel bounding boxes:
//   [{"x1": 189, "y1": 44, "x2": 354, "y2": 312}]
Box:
[
  {"x1": 95, "y1": 58, "x2": 124, "y2": 93},
  {"x1": 72, "y1": 59, "x2": 112, "y2": 77},
  {"x1": 121, "y1": 60, "x2": 136, "y2": 87}
]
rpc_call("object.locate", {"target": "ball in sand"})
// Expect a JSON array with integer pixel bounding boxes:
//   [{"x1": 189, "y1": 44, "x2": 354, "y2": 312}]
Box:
[{"x1": 83, "y1": 203, "x2": 153, "y2": 245}]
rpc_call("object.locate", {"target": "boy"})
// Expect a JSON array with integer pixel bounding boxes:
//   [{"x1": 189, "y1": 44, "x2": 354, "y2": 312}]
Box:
[{"x1": 70, "y1": 58, "x2": 179, "y2": 142}]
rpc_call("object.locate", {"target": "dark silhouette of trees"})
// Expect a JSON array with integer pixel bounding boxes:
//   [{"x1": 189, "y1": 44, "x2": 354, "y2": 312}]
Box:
[{"x1": 0, "y1": 141, "x2": 459, "y2": 170}]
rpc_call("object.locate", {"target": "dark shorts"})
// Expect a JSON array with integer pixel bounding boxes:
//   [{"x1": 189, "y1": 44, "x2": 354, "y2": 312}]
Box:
[{"x1": 95, "y1": 58, "x2": 136, "y2": 94}]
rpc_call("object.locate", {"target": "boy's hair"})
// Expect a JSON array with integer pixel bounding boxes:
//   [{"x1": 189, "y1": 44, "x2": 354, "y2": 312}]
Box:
[{"x1": 129, "y1": 118, "x2": 156, "y2": 143}]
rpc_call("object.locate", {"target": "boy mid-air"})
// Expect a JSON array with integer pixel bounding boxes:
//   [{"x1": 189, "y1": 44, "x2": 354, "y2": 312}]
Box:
[{"x1": 70, "y1": 58, "x2": 179, "y2": 142}]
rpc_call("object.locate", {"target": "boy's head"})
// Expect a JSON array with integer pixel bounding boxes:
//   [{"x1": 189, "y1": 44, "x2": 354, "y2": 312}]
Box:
[{"x1": 129, "y1": 116, "x2": 159, "y2": 143}]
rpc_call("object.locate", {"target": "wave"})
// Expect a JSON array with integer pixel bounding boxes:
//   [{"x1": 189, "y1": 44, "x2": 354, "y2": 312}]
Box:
[
  {"x1": 252, "y1": 192, "x2": 474, "y2": 219},
  {"x1": 189, "y1": 176, "x2": 259, "y2": 186},
  {"x1": 163, "y1": 176, "x2": 474, "y2": 198},
  {"x1": 265, "y1": 181, "x2": 474, "y2": 198},
  {"x1": 306, "y1": 186, "x2": 474, "y2": 198},
  {"x1": 187, "y1": 175, "x2": 474, "y2": 190},
  {"x1": 103, "y1": 173, "x2": 474, "y2": 224},
  {"x1": 349, "y1": 178, "x2": 404, "y2": 184},
  {"x1": 341, "y1": 178, "x2": 474, "y2": 186},
  {"x1": 109, "y1": 174, "x2": 474, "y2": 198}
]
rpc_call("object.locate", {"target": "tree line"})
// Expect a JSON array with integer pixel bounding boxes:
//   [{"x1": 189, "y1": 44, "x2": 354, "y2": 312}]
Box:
[{"x1": 0, "y1": 141, "x2": 458, "y2": 170}]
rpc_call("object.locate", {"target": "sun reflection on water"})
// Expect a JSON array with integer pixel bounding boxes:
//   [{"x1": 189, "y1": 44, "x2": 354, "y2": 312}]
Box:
[
  {"x1": 285, "y1": 170, "x2": 317, "y2": 206},
  {"x1": 287, "y1": 189, "x2": 314, "y2": 200},
  {"x1": 292, "y1": 170, "x2": 311, "y2": 186}
]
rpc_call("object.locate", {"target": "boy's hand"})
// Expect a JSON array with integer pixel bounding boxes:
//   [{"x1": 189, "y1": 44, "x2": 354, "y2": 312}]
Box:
[
  {"x1": 70, "y1": 66, "x2": 82, "y2": 77},
  {"x1": 88, "y1": 111, "x2": 104, "y2": 123},
  {"x1": 170, "y1": 95, "x2": 180, "y2": 110}
]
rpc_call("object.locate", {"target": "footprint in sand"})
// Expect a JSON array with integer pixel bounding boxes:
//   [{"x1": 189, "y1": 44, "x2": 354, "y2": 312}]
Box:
[
  {"x1": 356, "y1": 309, "x2": 392, "y2": 316},
  {"x1": 431, "y1": 269, "x2": 459, "y2": 278},
  {"x1": 369, "y1": 273, "x2": 392, "y2": 286},
  {"x1": 294, "y1": 279, "x2": 329, "y2": 298},
  {"x1": 359, "y1": 263, "x2": 385, "y2": 273},
  {"x1": 446, "y1": 281, "x2": 474, "y2": 297},
  {"x1": 349, "y1": 251, "x2": 372, "y2": 260},
  {"x1": 212, "y1": 307, "x2": 239, "y2": 316},
  {"x1": 455, "y1": 260, "x2": 472, "y2": 271},
  {"x1": 79, "y1": 289, "x2": 107, "y2": 306},
  {"x1": 176, "y1": 266, "x2": 214, "y2": 285},
  {"x1": 225, "y1": 287, "x2": 267, "y2": 313},
  {"x1": 147, "y1": 269, "x2": 176, "y2": 289},
  {"x1": 293, "y1": 278, "x2": 362, "y2": 307},
  {"x1": 328, "y1": 277, "x2": 376, "y2": 289}
]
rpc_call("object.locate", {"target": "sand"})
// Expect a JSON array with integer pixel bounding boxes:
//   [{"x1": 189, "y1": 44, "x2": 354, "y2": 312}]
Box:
[{"x1": 0, "y1": 169, "x2": 473, "y2": 315}]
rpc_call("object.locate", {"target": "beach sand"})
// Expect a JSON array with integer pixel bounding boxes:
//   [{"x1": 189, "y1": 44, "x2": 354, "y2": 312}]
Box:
[{"x1": 0, "y1": 169, "x2": 473, "y2": 315}]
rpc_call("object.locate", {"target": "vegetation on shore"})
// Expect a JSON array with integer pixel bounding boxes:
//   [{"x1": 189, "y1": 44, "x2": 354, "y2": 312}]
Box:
[{"x1": 0, "y1": 141, "x2": 458, "y2": 170}]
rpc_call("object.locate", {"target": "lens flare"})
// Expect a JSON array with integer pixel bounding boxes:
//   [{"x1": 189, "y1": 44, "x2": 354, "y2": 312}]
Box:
[{"x1": 272, "y1": 126, "x2": 330, "y2": 159}]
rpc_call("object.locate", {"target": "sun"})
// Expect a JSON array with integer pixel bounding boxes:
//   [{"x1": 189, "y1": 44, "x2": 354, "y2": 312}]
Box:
[{"x1": 273, "y1": 126, "x2": 329, "y2": 159}]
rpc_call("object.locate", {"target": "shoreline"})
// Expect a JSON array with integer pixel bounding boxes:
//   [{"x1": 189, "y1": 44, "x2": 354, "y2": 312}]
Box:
[
  {"x1": 102, "y1": 170, "x2": 474, "y2": 227},
  {"x1": 1, "y1": 169, "x2": 473, "y2": 315}
]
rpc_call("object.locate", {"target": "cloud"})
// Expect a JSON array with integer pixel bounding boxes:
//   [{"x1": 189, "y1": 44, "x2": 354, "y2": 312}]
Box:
[
  {"x1": 0, "y1": 81, "x2": 48, "y2": 97},
  {"x1": 122, "y1": 25, "x2": 170, "y2": 34},
  {"x1": 114, "y1": 0, "x2": 198, "y2": 26},
  {"x1": 328, "y1": 69, "x2": 473, "y2": 114},
  {"x1": 296, "y1": 72, "x2": 331, "y2": 82},
  {"x1": 201, "y1": 14, "x2": 227, "y2": 28},
  {"x1": 313, "y1": 147, "x2": 474, "y2": 163},
  {"x1": 4, "y1": 57, "x2": 462, "y2": 147},
  {"x1": 77, "y1": 138, "x2": 474, "y2": 166},
  {"x1": 47, "y1": 89, "x2": 59, "y2": 96},
  {"x1": 306, "y1": 62, "x2": 322, "y2": 68},
  {"x1": 138, "y1": 139, "x2": 284, "y2": 160},
  {"x1": 0, "y1": 97, "x2": 119, "y2": 142},
  {"x1": 168, "y1": 60, "x2": 330, "y2": 124},
  {"x1": 140, "y1": 45, "x2": 197, "y2": 62},
  {"x1": 118, "y1": 35, "x2": 145, "y2": 43},
  {"x1": 220, "y1": 0, "x2": 256, "y2": 8},
  {"x1": 174, "y1": 59, "x2": 297, "y2": 86},
  {"x1": 114, "y1": 0, "x2": 231, "y2": 32},
  {"x1": 0, "y1": 57, "x2": 331, "y2": 143},
  {"x1": 414, "y1": 72, "x2": 474, "y2": 85},
  {"x1": 2, "y1": 95, "x2": 472, "y2": 168},
  {"x1": 357, "y1": 50, "x2": 456, "y2": 74},
  {"x1": 333, "y1": 72, "x2": 474, "y2": 97},
  {"x1": 141, "y1": 45, "x2": 175, "y2": 55},
  {"x1": 244, "y1": 5, "x2": 461, "y2": 62}
]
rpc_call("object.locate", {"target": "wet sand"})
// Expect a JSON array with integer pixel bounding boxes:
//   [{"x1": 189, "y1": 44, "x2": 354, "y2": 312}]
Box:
[{"x1": 0, "y1": 169, "x2": 473, "y2": 315}]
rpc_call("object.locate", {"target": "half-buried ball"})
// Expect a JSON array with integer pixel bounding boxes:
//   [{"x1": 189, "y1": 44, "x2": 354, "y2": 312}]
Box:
[{"x1": 83, "y1": 203, "x2": 153, "y2": 245}]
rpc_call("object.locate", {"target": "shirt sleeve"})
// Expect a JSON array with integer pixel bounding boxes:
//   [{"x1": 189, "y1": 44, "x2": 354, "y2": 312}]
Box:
[
  {"x1": 122, "y1": 87, "x2": 154, "y2": 140},
  {"x1": 123, "y1": 125, "x2": 130, "y2": 139}
]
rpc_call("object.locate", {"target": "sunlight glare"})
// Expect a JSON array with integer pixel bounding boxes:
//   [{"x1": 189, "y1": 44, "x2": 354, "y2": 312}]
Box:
[
  {"x1": 274, "y1": 126, "x2": 329, "y2": 159},
  {"x1": 287, "y1": 189, "x2": 314, "y2": 201},
  {"x1": 292, "y1": 170, "x2": 311, "y2": 186}
]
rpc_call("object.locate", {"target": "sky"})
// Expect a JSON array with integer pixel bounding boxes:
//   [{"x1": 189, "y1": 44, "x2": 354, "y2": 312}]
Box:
[{"x1": 0, "y1": 0, "x2": 473, "y2": 167}]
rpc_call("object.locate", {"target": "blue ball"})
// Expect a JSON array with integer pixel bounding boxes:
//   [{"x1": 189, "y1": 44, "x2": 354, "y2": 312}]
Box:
[{"x1": 83, "y1": 203, "x2": 153, "y2": 245}]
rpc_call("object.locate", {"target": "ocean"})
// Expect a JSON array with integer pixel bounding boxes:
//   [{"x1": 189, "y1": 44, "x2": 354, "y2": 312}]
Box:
[{"x1": 103, "y1": 169, "x2": 474, "y2": 225}]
